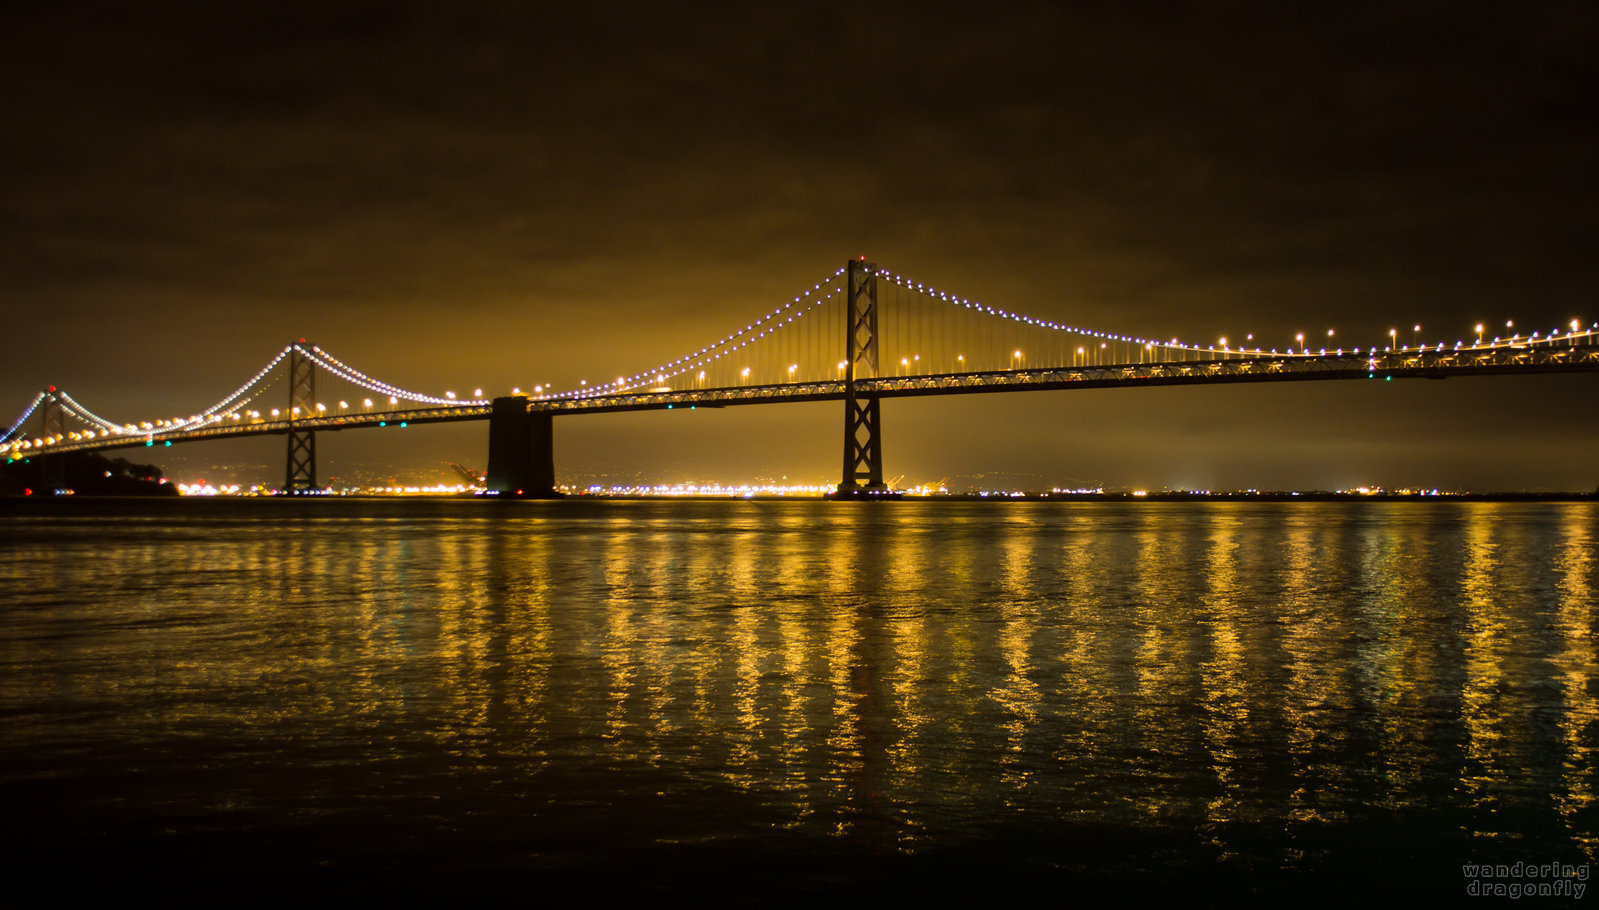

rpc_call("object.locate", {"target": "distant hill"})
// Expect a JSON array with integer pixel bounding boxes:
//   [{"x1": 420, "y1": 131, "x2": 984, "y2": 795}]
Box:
[{"x1": 0, "y1": 452, "x2": 178, "y2": 496}]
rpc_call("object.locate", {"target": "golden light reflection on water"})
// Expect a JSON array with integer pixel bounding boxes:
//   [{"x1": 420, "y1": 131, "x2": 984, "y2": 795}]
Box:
[
  {"x1": 1359, "y1": 510, "x2": 1439, "y2": 809},
  {"x1": 1130, "y1": 508, "x2": 1196, "y2": 822},
  {"x1": 1276, "y1": 508, "x2": 1360, "y2": 830},
  {"x1": 1554, "y1": 506, "x2": 1597, "y2": 850},
  {"x1": 0, "y1": 500, "x2": 1594, "y2": 866},
  {"x1": 994, "y1": 511, "x2": 1041, "y2": 791},
  {"x1": 1461, "y1": 503, "x2": 1512, "y2": 825},
  {"x1": 1198, "y1": 512, "x2": 1249, "y2": 844},
  {"x1": 1049, "y1": 513, "x2": 1117, "y2": 824}
]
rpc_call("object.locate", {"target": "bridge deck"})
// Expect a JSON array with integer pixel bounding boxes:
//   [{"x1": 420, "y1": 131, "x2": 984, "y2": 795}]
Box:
[{"x1": 20, "y1": 344, "x2": 1599, "y2": 456}]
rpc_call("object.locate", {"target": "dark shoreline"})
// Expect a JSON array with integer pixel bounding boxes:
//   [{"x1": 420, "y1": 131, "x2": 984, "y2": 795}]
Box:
[
  {"x1": 572, "y1": 491, "x2": 1599, "y2": 502},
  {"x1": 896, "y1": 491, "x2": 1599, "y2": 502},
  {"x1": 3, "y1": 490, "x2": 1596, "y2": 506}
]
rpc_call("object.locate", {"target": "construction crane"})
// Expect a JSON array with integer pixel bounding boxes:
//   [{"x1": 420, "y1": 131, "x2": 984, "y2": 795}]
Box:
[{"x1": 446, "y1": 462, "x2": 484, "y2": 485}]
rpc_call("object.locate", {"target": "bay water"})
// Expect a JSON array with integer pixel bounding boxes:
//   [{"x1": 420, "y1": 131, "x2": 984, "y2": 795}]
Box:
[{"x1": 1, "y1": 499, "x2": 1593, "y2": 904}]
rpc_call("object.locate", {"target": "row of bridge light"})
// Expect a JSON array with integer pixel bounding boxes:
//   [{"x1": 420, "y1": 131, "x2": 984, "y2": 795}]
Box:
[
  {"x1": 539, "y1": 278, "x2": 1599, "y2": 400},
  {"x1": 881, "y1": 269, "x2": 1220, "y2": 357},
  {"x1": 1, "y1": 346, "x2": 302, "y2": 449},
  {"x1": 546, "y1": 268, "x2": 1599, "y2": 399},
  {"x1": 54, "y1": 390, "x2": 122, "y2": 432},
  {"x1": 0, "y1": 392, "x2": 46, "y2": 444},
  {"x1": 303, "y1": 345, "x2": 490, "y2": 409},
  {"x1": 6, "y1": 275, "x2": 1597, "y2": 453},
  {"x1": 11, "y1": 317, "x2": 1598, "y2": 456},
  {"x1": 551, "y1": 267, "x2": 1599, "y2": 401},
  {"x1": 555, "y1": 268, "x2": 849, "y2": 399},
  {"x1": 883, "y1": 271, "x2": 1599, "y2": 361},
  {"x1": 0, "y1": 342, "x2": 503, "y2": 456},
  {"x1": 3, "y1": 397, "x2": 413, "y2": 450},
  {"x1": 190, "y1": 345, "x2": 294, "y2": 421}
]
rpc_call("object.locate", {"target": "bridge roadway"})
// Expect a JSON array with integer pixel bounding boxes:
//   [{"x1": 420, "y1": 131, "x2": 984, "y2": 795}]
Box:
[{"x1": 34, "y1": 343, "x2": 1599, "y2": 458}]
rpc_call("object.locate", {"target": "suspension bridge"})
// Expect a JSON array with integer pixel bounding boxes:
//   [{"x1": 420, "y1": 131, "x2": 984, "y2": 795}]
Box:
[{"x1": 5, "y1": 259, "x2": 1598, "y2": 496}]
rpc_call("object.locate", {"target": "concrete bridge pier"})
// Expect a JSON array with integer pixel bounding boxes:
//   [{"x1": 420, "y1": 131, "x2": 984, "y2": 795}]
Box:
[{"x1": 486, "y1": 396, "x2": 559, "y2": 498}]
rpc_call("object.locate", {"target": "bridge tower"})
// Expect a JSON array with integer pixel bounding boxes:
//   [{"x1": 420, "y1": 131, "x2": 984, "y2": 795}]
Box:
[
  {"x1": 284, "y1": 343, "x2": 317, "y2": 493},
  {"x1": 40, "y1": 388, "x2": 66, "y2": 491},
  {"x1": 837, "y1": 258, "x2": 888, "y2": 496}
]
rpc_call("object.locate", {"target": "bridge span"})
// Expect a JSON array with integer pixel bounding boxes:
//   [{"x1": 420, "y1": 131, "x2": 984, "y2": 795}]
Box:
[{"x1": 6, "y1": 260, "x2": 1597, "y2": 496}]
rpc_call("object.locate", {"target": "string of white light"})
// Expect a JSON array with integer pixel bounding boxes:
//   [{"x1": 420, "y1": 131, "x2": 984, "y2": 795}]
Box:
[
  {"x1": 879, "y1": 270, "x2": 1279, "y2": 357},
  {"x1": 0, "y1": 392, "x2": 46, "y2": 443},
  {"x1": 304, "y1": 345, "x2": 483, "y2": 407},
  {"x1": 556, "y1": 267, "x2": 848, "y2": 398},
  {"x1": 117, "y1": 346, "x2": 299, "y2": 437},
  {"x1": 188, "y1": 346, "x2": 296, "y2": 419},
  {"x1": 53, "y1": 391, "x2": 124, "y2": 432},
  {"x1": 883, "y1": 271, "x2": 1598, "y2": 358}
]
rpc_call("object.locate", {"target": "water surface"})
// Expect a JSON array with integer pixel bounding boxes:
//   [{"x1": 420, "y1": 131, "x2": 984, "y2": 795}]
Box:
[{"x1": 1, "y1": 499, "x2": 1594, "y2": 904}]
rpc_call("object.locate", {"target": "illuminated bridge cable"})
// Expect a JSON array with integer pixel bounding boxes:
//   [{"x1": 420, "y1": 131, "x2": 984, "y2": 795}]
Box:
[
  {"x1": 879, "y1": 270, "x2": 1208, "y2": 361},
  {"x1": 568, "y1": 275, "x2": 841, "y2": 397},
  {"x1": 880, "y1": 271, "x2": 1599, "y2": 361},
  {"x1": 127, "y1": 346, "x2": 298, "y2": 438},
  {"x1": 1, "y1": 392, "x2": 47, "y2": 443},
  {"x1": 882, "y1": 270, "x2": 1313, "y2": 361},
  {"x1": 186, "y1": 346, "x2": 296, "y2": 420},
  {"x1": 300, "y1": 353, "x2": 416, "y2": 404},
  {"x1": 557, "y1": 267, "x2": 848, "y2": 398},
  {"x1": 53, "y1": 391, "x2": 123, "y2": 433},
  {"x1": 303, "y1": 345, "x2": 484, "y2": 407},
  {"x1": 109, "y1": 346, "x2": 299, "y2": 439}
]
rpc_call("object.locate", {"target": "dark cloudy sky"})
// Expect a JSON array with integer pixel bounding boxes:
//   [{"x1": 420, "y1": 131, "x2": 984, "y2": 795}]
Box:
[{"x1": 3, "y1": 2, "x2": 1596, "y2": 490}]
